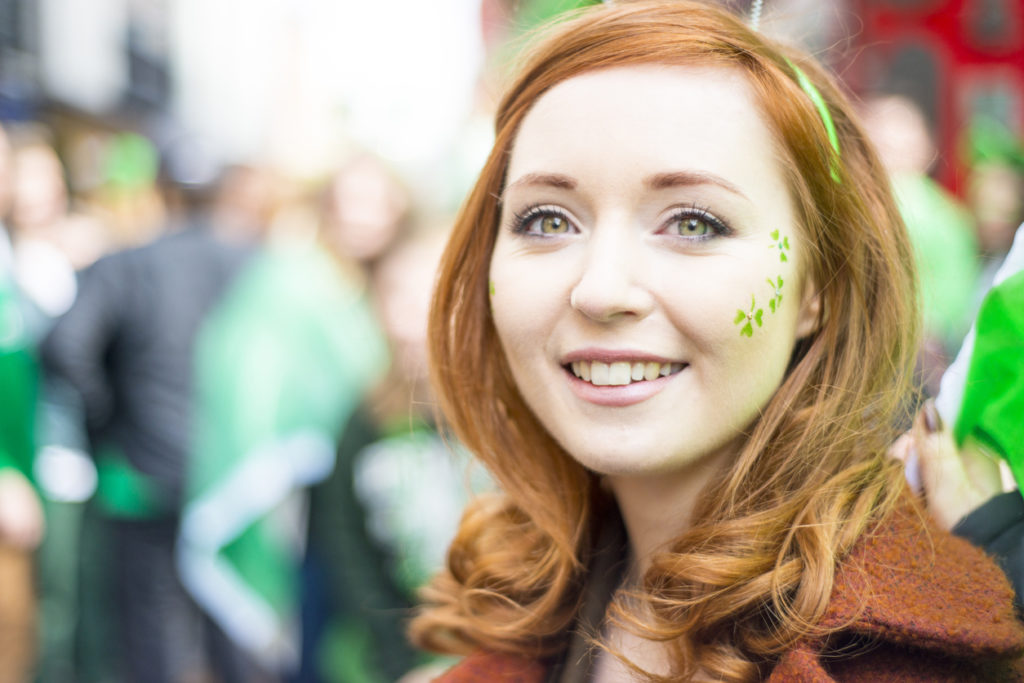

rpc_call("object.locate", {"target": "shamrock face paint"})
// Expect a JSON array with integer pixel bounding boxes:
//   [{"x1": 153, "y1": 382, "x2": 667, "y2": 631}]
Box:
[
  {"x1": 768, "y1": 276, "x2": 784, "y2": 313},
  {"x1": 735, "y1": 294, "x2": 765, "y2": 337},
  {"x1": 770, "y1": 229, "x2": 790, "y2": 262},
  {"x1": 735, "y1": 272, "x2": 786, "y2": 337}
]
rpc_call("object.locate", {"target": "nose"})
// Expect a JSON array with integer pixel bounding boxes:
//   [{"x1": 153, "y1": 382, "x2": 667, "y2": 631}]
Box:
[{"x1": 569, "y1": 232, "x2": 654, "y2": 323}]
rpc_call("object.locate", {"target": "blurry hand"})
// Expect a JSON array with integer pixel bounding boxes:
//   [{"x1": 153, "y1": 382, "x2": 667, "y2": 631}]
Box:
[
  {"x1": 890, "y1": 400, "x2": 1004, "y2": 531},
  {"x1": 0, "y1": 469, "x2": 45, "y2": 549}
]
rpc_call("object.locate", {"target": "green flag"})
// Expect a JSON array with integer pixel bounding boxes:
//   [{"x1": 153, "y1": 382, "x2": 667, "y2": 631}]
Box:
[
  {"x1": 0, "y1": 276, "x2": 37, "y2": 484},
  {"x1": 955, "y1": 268, "x2": 1024, "y2": 483},
  {"x1": 178, "y1": 245, "x2": 388, "y2": 669},
  {"x1": 937, "y1": 223, "x2": 1024, "y2": 489}
]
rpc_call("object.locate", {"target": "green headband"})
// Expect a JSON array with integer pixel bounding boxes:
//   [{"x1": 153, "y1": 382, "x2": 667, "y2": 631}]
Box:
[{"x1": 785, "y1": 58, "x2": 841, "y2": 183}]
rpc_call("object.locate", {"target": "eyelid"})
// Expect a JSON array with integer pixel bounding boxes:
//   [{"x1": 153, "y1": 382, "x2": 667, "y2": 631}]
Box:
[
  {"x1": 510, "y1": 203, "x2": 579, "y2": 236},
  {"x1": 659, "y1": 204, "x2": 733, "y2": 238}
]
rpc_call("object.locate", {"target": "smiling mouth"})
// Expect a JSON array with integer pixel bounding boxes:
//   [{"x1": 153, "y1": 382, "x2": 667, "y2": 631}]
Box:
[{"x1": 567, "y1": 360, "x2": 686, "y2": 386}]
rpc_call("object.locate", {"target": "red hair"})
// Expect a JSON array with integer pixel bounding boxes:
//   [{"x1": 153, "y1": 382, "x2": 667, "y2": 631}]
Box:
[{"x1": 412, "y1": 2, "x2": 919, "y2": 680}]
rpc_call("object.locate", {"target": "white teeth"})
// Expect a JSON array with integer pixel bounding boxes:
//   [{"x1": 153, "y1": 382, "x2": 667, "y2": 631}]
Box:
[
  {"x1": 631, "y1": 362, "x2": 644, "y2": 381},
  {"x1": 643, "y1": 362, "x2": 660, "y2": 381},
  {"x1": 570, "y1": 360, "x2": 685, "y2": 385},
  {"x1": 608, "y1": 362, "x2": 631, "y2": 386}
]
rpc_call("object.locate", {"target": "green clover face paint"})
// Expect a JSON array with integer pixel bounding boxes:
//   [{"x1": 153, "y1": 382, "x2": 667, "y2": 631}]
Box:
[
  {"x1": 769, "y1": 229, "x2": 790, "y2": 263},
  {"x1": 734, "y1": 294, "x2": 765, "y2": 337},
  {"x1": 489, "y1": 280, "x2": 495, "y2": 297},
  {"x1": 767, "y1": 276, "x2": 784, "y2": 313}
]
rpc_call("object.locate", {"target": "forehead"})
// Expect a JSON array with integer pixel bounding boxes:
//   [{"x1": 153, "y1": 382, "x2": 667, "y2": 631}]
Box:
[{"x1": 506, "y1": 64, "x2": 789, "y2": 205}]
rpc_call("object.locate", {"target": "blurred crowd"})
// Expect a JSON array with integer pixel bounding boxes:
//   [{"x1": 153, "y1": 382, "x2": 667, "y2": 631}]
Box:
[
  {"x1": 860, "y1": 95, "x2": 1024, "y2": 396},
  {"x1": 0, "y1": 1, "x2": 1022, "y2": 682},
  {"x1": 0, "y1": 117, "x2": 487, "y2": 683}
]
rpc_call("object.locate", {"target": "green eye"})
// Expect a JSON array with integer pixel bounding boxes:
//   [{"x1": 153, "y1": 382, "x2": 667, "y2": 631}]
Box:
[
  {"x1": 540, "y1": 215, "x2": 570, "y2": 234},
  {"x1": 673, "y1": 216, "x2": 711, "y2": 236}
]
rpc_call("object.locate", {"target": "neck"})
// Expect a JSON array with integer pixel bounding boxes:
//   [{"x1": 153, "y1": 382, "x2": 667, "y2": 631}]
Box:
[{"x1": 605, "y1": 443, "x2": 735, "y2": 576}]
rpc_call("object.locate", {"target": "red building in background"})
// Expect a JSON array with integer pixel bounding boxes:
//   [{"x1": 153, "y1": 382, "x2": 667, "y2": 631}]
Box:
[{"x1": 843, "y1": 0, "x2": 1024, "y2": 194}]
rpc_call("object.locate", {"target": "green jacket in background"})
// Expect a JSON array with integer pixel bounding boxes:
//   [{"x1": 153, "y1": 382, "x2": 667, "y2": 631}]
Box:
[{"x1": 0, "y1": 278, "x2": 37, "y2": 484}]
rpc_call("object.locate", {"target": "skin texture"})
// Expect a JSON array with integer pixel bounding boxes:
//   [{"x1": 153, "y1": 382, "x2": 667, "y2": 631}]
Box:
[{"x1": 489, "y1": 65, "x2": 820, "y2": 569}]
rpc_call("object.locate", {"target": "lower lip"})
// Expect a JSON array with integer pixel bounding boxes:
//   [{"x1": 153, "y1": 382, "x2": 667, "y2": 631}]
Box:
[{"x1": 565, "y1": 366, "x2": 685, "y2": 407}]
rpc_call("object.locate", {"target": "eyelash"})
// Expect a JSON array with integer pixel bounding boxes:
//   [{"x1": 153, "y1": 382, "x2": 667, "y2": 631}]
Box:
[
  {"x1": 661, "y1": 204, "x2": 732, "y2": 240},
  {"x1": 509, "y1": 203, "x2": 733, "y2": 239}
]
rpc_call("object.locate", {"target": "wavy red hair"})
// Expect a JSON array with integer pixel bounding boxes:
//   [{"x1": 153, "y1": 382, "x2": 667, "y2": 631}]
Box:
[{"x1": 412, "y1": 2, "x2": 919, "y2": 680}]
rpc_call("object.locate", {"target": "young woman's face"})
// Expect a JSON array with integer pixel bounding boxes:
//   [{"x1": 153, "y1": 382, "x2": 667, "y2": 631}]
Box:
[{"x1": 489, "y1": 65, "x2": 819, "y2": 477}]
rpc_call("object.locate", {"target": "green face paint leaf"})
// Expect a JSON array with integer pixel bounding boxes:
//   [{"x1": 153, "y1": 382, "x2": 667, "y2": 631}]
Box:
[
  {"x1": 766, "y1": 275, "x2": 784, "y2": 313},
  {"x1": 770, "y1": 231, "x2": 791, "y2": 263},
  {"x1": 736, "y1": 295, "x2": 764, "y2": 336},
  {"x1": 489, "y1": 280, "x2": 495, "y2": 297}
]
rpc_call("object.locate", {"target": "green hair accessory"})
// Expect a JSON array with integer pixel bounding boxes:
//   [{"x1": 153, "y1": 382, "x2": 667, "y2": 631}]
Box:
[{"x1": 785, "y1": 58, "x2": 841, "y2": 183}]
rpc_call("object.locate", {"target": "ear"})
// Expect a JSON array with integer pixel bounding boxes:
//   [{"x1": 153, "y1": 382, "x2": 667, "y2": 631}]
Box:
[{"x1": 795, "y1": 276, "x2": 822, "y2": 339}]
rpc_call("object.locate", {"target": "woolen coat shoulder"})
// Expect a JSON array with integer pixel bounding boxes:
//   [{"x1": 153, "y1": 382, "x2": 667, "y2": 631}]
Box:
[{"x1": 433, "y1": 498, "x2": 1024, "y2": 682}]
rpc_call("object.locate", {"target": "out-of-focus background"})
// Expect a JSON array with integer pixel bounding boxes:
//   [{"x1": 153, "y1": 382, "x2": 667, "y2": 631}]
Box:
[{"x1": 0, "y1": 1, "x2": 1022, "y2": 682}]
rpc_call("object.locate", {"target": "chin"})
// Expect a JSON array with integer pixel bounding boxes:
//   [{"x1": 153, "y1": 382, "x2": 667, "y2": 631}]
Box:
[{"x1": 562, "y1": 444, "x2": 696, "y2": 478}]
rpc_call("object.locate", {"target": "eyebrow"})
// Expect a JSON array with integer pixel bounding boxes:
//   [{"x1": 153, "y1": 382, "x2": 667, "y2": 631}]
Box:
[
  {"x1": 644, "y1": 171, "x2": 748, "y2": 200},
  {"x1": 499, "y1": 169, "x2": 749, "y2": 203},
  {"x1": 499, "y1": 172, "x2": 576, "y2": 203}
]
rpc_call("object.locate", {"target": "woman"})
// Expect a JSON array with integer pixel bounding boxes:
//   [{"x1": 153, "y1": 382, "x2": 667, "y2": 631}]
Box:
[{"x1": 412, "y1": 2, "x2": 1024, "y2": 680}]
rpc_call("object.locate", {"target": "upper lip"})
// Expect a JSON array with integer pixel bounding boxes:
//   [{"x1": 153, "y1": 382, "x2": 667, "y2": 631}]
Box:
[{"x1": 561, "y1": 348, "x2": 683, "y2": 365}]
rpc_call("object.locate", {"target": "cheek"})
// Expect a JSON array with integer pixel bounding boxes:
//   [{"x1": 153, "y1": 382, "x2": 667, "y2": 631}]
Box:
[
  {"x1": 488, "y1": 251, "x2": 555, "y2": 369},
  {"x1": 662, "y1": 248, "x2": 802, "y2": 375}
]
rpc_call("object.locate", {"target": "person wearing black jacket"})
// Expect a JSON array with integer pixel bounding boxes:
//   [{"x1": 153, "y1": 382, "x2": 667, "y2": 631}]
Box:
[{"x1": 40, "y1": 167, "x2": 270, "y2": 683}]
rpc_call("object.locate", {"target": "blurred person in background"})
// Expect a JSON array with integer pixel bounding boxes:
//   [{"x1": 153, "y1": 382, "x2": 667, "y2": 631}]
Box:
[
  {"x1": 178, "y1": 153, "x2": 393, "y2": 682},
  {"x1": 318, "y1": 153, "x2": 409, "y2": 276},
  {"x1": 87, "y1": 131, "x2": 167, "y2": 249},
  {"x1": 303, "y1": 226, "x2": 491, "y2": 683},
  {"x1": 0, "y1": 262, "x2": 42, "y2": 683},
  {"x1": 0, "y1": 120, "x2": 45, "y2": 683},
  {"x1": 5, "y1": 124, "x2": 109, "y2": 340},
  {"x1": 0, "y1": 124, "x2": 14, "y2": 271},
  {"x1": 40, "y1": 148, "x2": 272, "y2": 683},
  {"x1": 964, "y1": 117, "x2": 1024, "y2": 299},
  {"x1": 861, "y1": 94, "x2": 980, "y2": 396}
]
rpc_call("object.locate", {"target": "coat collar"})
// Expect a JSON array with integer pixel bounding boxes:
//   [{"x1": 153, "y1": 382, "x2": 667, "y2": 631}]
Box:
[{"x1": 816, "y1": 495, "x2": 1024, "y2": 659}]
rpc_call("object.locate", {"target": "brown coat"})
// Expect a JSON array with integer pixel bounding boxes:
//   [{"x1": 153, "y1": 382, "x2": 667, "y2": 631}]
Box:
[{"x1": 434, "y1": 501, "x2": 1024, "y2": 681}]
